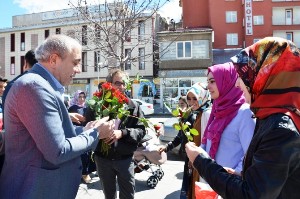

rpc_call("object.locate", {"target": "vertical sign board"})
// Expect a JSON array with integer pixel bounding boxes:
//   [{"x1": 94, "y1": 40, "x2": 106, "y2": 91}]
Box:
[{"x1": 245, "y1": 0, "x2": 253, "y2": 35}]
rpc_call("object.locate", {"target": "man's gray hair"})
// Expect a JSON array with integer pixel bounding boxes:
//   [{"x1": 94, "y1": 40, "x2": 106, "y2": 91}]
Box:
[{"x1": 35, "y1": 35, "x2": 81, "y2": 62}]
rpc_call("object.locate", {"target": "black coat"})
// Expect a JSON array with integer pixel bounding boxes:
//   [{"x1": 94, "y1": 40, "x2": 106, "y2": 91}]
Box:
[{"x1": 193, "y1": 113, "x2": 300, "y2": 199}]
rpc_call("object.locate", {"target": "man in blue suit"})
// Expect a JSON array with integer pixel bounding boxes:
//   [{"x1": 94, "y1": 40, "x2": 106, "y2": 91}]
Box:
[{"x1": 0, "y1": 35, "x2": 115, "y2": 199}]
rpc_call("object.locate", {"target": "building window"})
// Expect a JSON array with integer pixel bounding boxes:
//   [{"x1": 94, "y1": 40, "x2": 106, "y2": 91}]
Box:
[
  {"x1": 20, "y1": 32, "x2": 25, "y2": 51},
  {"x1": 20, "y1": 56, "x2": 25, "y2": 74},
  {"x1": 286, "y1": 32, "x2": 293, "y2": 41},
  {"x1": 286, "y1": 9, "x2": 292, "y2": 25},
  {"x1": 45, "y1": 29, "x2": 49, "y2": 39},
  {"x1": 253, "y1": 38, "x2": 261, "y2": 44},
  {"x1": 56, "y1": 28, "x2": 61, "y2": 34},
  {"x1": 10, "y1": 56, "x2": 15, "y2": 75},
  {"x1": 253, "y1": 16, "x2": 264, "y2": 25},
  {"x1": 125, "y1": 21, "x2": 131, "y2": 42},
  {"x1": 138, "y1": 20, "x2": 145, "y2": 41},
  {"x1": 139, "y1": 48, "x2": 145, "y2": 70},
  {"x1": 10, "y1": 33, "x2": 15, "y2": 52},
  {"x1": 226, "y1": 11, "x2": 237, "y2": 23},
  {"x1": 94, "y1": 24, "x2": 101, "y2": 44},
  {"x1": 177, "y1": 41, "x2": 192, "y2": 58},
  {"x1": 94, "y1": 51, "x2": 100, "y2": 72},
  {"x1": 82, "y1": 52, "x2": 87, "y2": 72},
  {"x1": 82, "y1": 25, "x2": 88, "y2": 46},
  {"x1": 227, "y1": 33, "x2": 238, "y2": 45},
  {"x1": 125, "y1": 48, "x2": 131, "y2": 70}
]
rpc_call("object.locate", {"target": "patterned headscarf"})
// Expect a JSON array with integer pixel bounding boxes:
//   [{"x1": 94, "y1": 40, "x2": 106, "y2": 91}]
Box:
[
  {"x1": 202, "y1": 62, "x2": 246, "y2": 159},
  {"x1": 186, "y1": 82, "x2": 211, "y2": 111},
  {"x1": 231, "y1": 37, "x2": 300, "y2": 131},
  {"x1": 70, "y1": 90, "x2": 86, "y2": 107}
]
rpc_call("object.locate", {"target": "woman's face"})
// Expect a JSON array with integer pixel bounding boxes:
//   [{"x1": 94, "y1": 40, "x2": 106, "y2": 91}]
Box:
[
  {"x1": 78, "y1": 93, "x2": 86, "y2": 104},
  {"x1": 178, "y1": 99, "x2": 188, "y2": 111},
  {"x1": 235, "y1": 77, "x2": 251, "y2": 104},
  {"x1": 187, "y1": 93, "x2": 200, "y2": 111},
  {"x1": 207, "y1": 72, "x2": 219, "y2": 100}
]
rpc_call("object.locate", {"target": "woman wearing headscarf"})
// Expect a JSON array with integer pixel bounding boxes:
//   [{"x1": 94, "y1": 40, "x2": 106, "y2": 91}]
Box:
[
  {"x1": 202, "y1": 62, "x2": 255, "y2": 175},
  {"x1": 185, "y1": 37, "x2": 300, "y2": 198},
  {"x1": 68, "y1": 90, "x2": 96, "y2": 183},
  {"x1": 158, "y1": 82, "x2": 212, "y2": 199}
]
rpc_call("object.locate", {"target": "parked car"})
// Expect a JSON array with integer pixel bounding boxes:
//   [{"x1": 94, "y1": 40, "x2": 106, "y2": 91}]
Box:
[{"x1": 131, "y1": 99, "x2": 154, "y2": 115}]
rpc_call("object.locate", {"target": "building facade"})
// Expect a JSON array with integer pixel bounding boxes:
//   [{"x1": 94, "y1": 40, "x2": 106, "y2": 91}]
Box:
[
  {"x1": 0, "y1": 3, "x2": 165, "y2": 98},
  {"x1": 180, "y1": 0, "x2": 300, "y2": 49}
]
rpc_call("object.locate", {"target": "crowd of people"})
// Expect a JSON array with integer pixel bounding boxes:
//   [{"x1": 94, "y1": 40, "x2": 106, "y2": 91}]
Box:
[{"x1": 0, "y1": 34, "x2": 299, "y2": 199}]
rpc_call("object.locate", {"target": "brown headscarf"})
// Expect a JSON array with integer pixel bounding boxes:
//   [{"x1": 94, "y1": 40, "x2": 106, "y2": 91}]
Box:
[{"x1": 231, "y1": 37, "x2": 300, "y2": 131}]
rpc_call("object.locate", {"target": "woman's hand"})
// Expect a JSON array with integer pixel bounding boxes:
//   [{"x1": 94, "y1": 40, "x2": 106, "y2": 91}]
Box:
[
  {"x1": 69, "y1": 113, "x2": 85, "y2": 124},
  {"x1": 157, "y1": 146, "x2": 167, "y2": 154},
  {"x1": 185, "y1": 142, "x2": 210, "y2": 163}
]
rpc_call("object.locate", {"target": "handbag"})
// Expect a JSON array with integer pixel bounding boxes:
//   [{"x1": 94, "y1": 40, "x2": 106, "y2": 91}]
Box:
[{"x1": 195, "y1": 181, "x2": 218, "y2": 199}]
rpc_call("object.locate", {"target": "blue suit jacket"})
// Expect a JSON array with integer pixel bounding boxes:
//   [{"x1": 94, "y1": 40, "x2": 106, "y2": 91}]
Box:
[{"x1": 0, "y1": 64, "x2": 99, "y2": 199}]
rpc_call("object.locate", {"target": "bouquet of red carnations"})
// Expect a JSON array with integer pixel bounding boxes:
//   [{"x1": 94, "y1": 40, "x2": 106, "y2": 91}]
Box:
[
  {"x1": 88, "y1": 82, "x2": 130, "y2": 155},
  {"x1": 88, "y1": 82, "x2": 130, "y2": 120}
]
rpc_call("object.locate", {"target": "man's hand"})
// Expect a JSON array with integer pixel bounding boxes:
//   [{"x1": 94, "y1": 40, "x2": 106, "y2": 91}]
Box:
[
  {"x1": 104, "y1": 130, "x2": 123, "y2": 145},
  {"x1": 95, "y1": 117, "x2": 115, "y2": 139},
  {"x1": 185, "y1": 142, "x2": 209, "y2": 163},
  {"x1": 69, "y1": 113, "x2": 85, "y2": 124}
]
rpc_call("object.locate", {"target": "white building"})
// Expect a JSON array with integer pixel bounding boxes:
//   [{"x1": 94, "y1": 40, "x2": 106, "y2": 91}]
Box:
[{"x1": 0, "y1": 3, "x2": 165, "y2": 98}]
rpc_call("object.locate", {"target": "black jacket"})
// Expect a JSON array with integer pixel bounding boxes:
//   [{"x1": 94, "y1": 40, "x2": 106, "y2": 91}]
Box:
[
  {"x1": 193, "y1": 113, "x2": 300, "y2": 199},
  {"x1": 86, "y1": 100, "x2": 146, "y2": 160}
]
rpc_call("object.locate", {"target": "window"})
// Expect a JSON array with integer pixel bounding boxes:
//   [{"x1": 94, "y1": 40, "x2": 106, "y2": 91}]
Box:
[
  {"x1": 94, "y1": 24, "x2": 101, "y2": 44},
  {"x1": 82, "y1": 25, "x2": 88, "y2": 45},
  {"x1": 253, "y1": 16, "x2": 264, "y2": 25},
  {"x1": 125, "y1": 48, "x2": 131, "y2": 70},
  {"x1": 82, "y1": 52, "x2": 87, "y2": 72},
  {"x1": 139, "y1": 48, "x2": 145, "y2": 70},
  {"x1": 56, "y1": 28, "x2": 61, "y2": 34},
  {"x1": 20, "y1": 32, "x2": 25, "y2": 51},
  {"x1": 253, "y1": 38, "x2": 261, "y2": 44},
  {"x1": 45, "y1": 29, "x2": 49, "y2": 39},
  {"x1": 286, "y1": 32, "x2": 293, "y2": 41},
  {"x1": 94, "y1": 51, "x2": 100, "y2": 72},
  {"x1": 20, "y1": 56, "x2": 25, "y2": 74},
  {"x1": 138, "y1": 20, "x2": 145, "y2": 41},
  {"x1": 177, "y1": 41, "x2": 192, "y2": 58},
  {"x1": 286, "y1": 9, "x2": 292, "y2": 25},
  {"x1": 125, "y1": 21, "x2": 131, "y2": 42},
  {"x1": 227, "y1": 33, "x2": 238, "y2": 45},
  {"x1": 10, "y1": 56, "x2": 15, "y2": 75},
  {"x1": 226, "y1": 11, "x2": 237, "y2": 23},
  {"x1": 10, "y1": 33, "x2": 15, "y2": 52}
]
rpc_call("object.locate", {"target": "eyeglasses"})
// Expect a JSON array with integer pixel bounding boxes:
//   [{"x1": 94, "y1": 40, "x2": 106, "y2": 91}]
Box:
[{"x1": 113, "y1": 81, "x2": 125, "y2": 86}]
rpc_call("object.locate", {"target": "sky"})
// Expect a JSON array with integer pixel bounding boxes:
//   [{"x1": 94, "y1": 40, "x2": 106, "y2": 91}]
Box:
[{"x1": 0, "y1": 0, "x2": 182, "y2": 29}]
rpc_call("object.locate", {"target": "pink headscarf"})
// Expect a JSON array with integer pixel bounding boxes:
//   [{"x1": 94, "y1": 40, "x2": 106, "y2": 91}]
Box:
[{"x1": 202, "y1": 62, "x2": 245, "y2": 159}]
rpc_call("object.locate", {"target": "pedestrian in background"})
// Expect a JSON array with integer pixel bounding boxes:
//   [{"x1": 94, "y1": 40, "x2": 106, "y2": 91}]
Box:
[
  {"x1": 186, "y1": 37, "x2": 300, "y2": 198},
  {"x1": 178, "y1": 96, "x2": 188, "y2": 112},
  {"x1": 0, "y1": 34, "x2": 114, "y2": 199},
  {"x1": 68, "y1": 90, "x2": 96, "y2": 183},
  {"x1": 158, "y1": 82, "x2": 212, "y2": 199}
]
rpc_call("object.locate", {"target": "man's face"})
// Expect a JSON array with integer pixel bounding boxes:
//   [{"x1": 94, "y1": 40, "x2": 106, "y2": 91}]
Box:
[
  {"x1": 0, "y1": 82, "x2": 7, "y2": 96},
  {"x1": 54, "y1": 48, "x2": 81, "y2": 86},
  {"x1": 112, "y1": 74, "x2": 126, "y2": 93}
]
